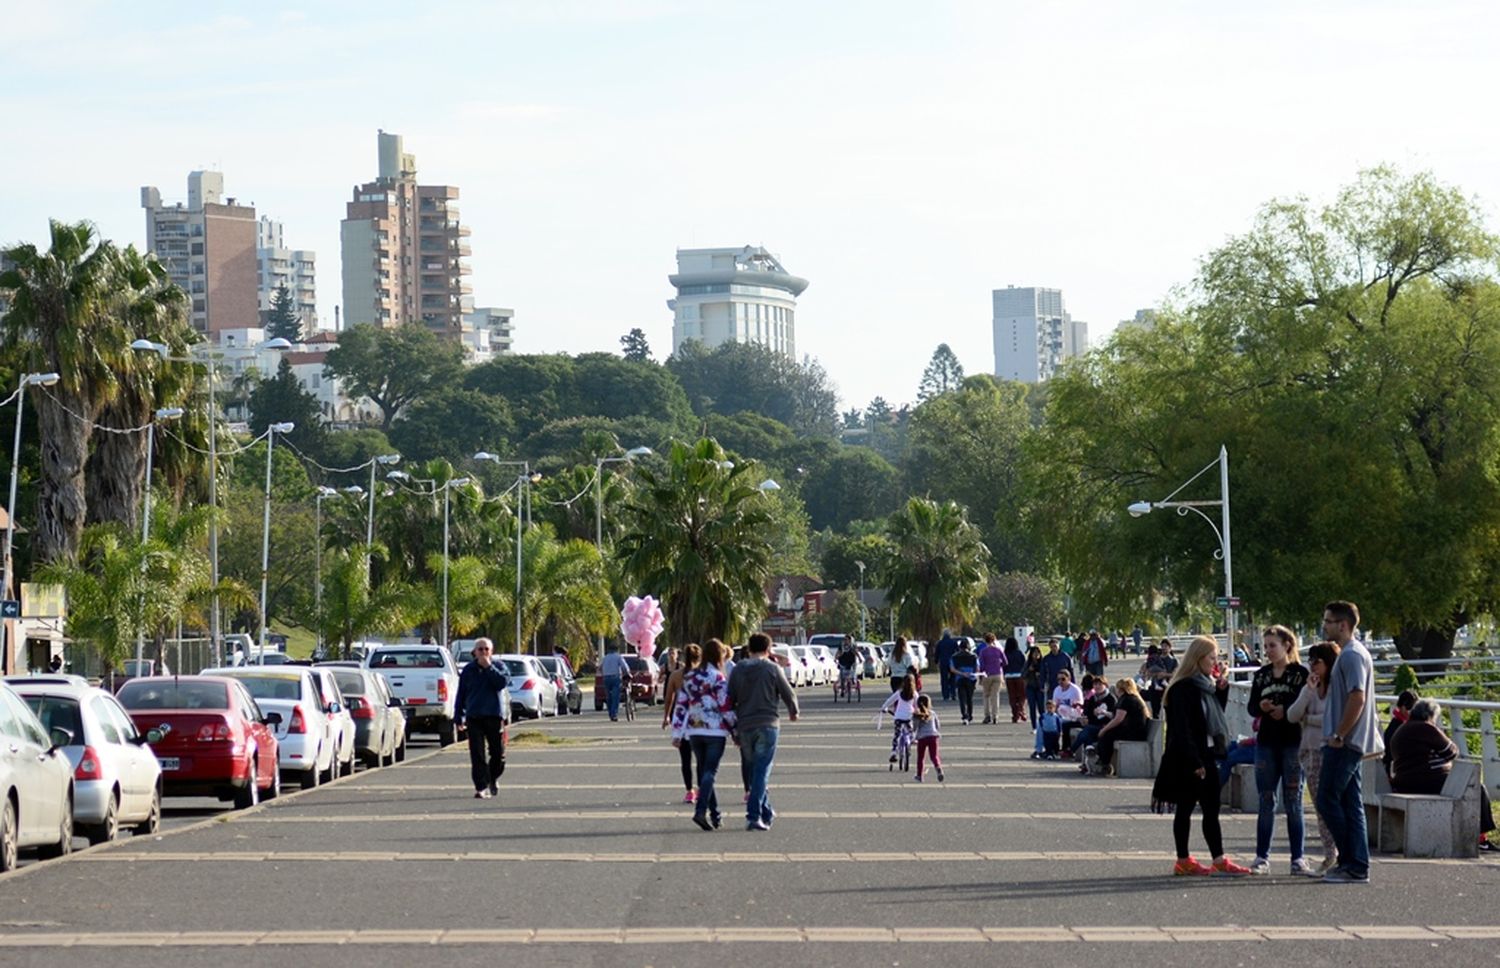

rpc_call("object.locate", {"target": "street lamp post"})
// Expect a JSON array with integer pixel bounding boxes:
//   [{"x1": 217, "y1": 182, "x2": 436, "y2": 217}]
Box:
[
  {"x1": 132, "y1": 336, "x2": 290, "y2": 666},
  {"x1": 2, "y1": 372, "x2": 60, "y2": 668},
  {"x1": 258, "y1": 422, "x2": 296, "y2": 664},
  {"x1": 440, "y1": 477, "x2": 472, "y2": 650},
  {"x1": 1127, "y1": 445, "x2": 1234, "y2": 663},
  {"x1": 475, "y1": 453, "x2": 530, "y2": 653},
  {"x1": 314, "y1": 486, "x2": 337, "y2": 657},
  {"x1": 593, "y1": 446, "x2": 653, "y2": 668},
  {"x1": 366, "y1": 453, "x2": 402, "y2": 546},
  {"x1": 855, "y1": 559, "x2": 867, "y2": 640},
  {"x1": 134, "y1": 406, "x2": 184, "y2": 671}
]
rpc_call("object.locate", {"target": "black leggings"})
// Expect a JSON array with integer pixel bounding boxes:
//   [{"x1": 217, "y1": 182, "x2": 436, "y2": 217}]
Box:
[
  {"x1": 1173, "y1": 772, "x2": 1224, "y2": 860},
  {"x1": 679, "y1": 739, "x2": 695, "y2": 792}
]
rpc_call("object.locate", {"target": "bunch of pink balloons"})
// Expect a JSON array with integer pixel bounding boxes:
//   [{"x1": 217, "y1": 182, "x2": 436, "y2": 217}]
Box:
[{"x1": 620, "y1": 595, "x2": 664, "y2": 659}]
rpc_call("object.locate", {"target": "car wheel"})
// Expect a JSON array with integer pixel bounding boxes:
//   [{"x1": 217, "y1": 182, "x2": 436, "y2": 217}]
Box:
[
  {"x1": 264, "y1": 764, "x2": 282, "y2": 800},
  {"x1": 85, "y1": 791, "x2": 119, "y2": 846},
  {"x1": 394, "y1": 737, "x2": 407, "y2": 763},
  {"x1": 301, "y1": 764, "x2": 320, "y2": 790},
  {"x1": 234, "y1": 760, "x2": 259, "y2": 810},
  {"x1": 340, "y1": 751, "x2": 354, "y2": 777},
  {"x1": 438, "y1": 723, "x2": 456, "y2": 747},
  {"x1": 0, "y1": 797, "x2": 16, "y2": 872},
  {"x1": 37, "y1": 790, "x2": 73, "y2": 859},
  {"x1": 134, "y1": 786, "x2": 162, "y2": 836}
]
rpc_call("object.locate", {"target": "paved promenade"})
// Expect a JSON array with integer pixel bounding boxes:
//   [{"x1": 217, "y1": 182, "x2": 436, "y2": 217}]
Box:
[{"x1": 1, "y1": 687, "x2": 1497, "y2": 966}]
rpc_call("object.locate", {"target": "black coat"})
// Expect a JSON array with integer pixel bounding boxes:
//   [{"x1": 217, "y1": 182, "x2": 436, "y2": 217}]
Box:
[{"x1": 1150, "y1": 678, "x2": 1226, "y2": 805}]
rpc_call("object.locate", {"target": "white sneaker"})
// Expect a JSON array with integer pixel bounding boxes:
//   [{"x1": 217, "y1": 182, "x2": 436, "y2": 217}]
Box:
[
  {"x1": 1290, "y1": 858, "x2": 1317, "y2": 877},
  {"x1": 1248, "y1": 856, "x2": 1271, "y2": 875}
]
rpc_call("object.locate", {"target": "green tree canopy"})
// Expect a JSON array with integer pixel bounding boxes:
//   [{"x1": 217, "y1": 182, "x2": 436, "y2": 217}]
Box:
[
  {"x1": 322, "y1": 323, "x2": 465, "y2": 431},
  {"x1": 248, "y1": 357, "x2": 324, "y2": 455},
  {"x1": 265, "y1": 284, "x2": 301, "y2": 342},
  {"x1": 620, "y1": 327, "x2": 652, "y2": 362},
  {"x1": 666, "y1": 339, "x2": 840, "y2": 437},
  {"x1": 917, "y1": 343, "x2": 965, "y2": 401},
  {"x1": 388, "y1": 387, "x2": 514, "y2": 464},
  {"x1": 884, "y1": 496, "x2": 990, "y2": 645},
  {"x1": 801, "y1": 446, "x2": 901, "y2": 532}
]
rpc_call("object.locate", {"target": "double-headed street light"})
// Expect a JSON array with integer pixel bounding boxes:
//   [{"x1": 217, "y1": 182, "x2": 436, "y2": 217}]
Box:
[
  {"x1": 133, "y1": 407, "x2": 184, "y2": 670},
  {"x1": 132, "y1": 336, "x2": 290, "y2": 666},
  {"x1": 366, "y1": 453, "x2": 402, "y2": 546},
  {"x1": 440, "y1": 477, "x2": 473, "y2": 650},
  {"x1": 258, "y1": 422, "x2": 296, "y2": 663},
  {"x1": 474, "y1": 452, "x2": 532, "y2": 653},
  {"x1": 313, "y1": 486, "x2": 341, "y2": 656},
  {"x1": 593, "y1": 446, "x2": 653, "y2": 666},
  {"x1": 3, "y1": 372, "x2": 60, "y2": 661},
  {"x1": 855, "y1": 559, "x2": 867, "y2": 640},
  {"x1": 1127, "y1": 445, "x2": 1234, "y2": 662}
]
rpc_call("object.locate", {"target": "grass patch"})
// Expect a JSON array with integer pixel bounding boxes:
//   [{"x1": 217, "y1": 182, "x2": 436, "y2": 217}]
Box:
[{"x1": 508, "y1": 730, "x2": 605, "y2": 747}]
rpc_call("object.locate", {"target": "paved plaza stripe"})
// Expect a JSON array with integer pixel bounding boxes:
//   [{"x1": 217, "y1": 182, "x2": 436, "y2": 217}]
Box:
[
  {"x1": 0, "y1": 925, "x2": 1495, "y2": 946},
  {"x1": 330, "y1": 781, "x2": 1158, "y2": 792},
  {"x1": 240, "y1": 807, "x2": 1249, "y2": 821}
]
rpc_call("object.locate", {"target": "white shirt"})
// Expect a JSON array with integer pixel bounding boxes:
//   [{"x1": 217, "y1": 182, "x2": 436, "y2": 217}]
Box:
[{"x1": 1052, "y1": 683, "x2": 1085, "y2": 722}]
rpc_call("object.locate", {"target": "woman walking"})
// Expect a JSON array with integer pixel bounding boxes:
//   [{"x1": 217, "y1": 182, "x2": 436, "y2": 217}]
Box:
[
  {"x1": 669, "y1": 639, "x2": 737, "y2": 831},
  {"x1": 661, "y1": 643, "x2": 701, "y2": 804},
  {"x1": 1023, "y1": 645, "x2": 1046, "y2": 730},
  {"x1": 1151, "y1": 636, "x2": 1249, "y2": 876},
  {"x1": 1287, "y1": 640, "x2": 1340, "y2": 872},
  {"x1": 888, "y1": 637, "x2": 917, "y2": 695},
  {"x1": 1246, "y1": 625, "x2": 1311, "y2": 876},
  {"x1": 1003, "y1": 636, "x2": 1027, "y2": 723}
]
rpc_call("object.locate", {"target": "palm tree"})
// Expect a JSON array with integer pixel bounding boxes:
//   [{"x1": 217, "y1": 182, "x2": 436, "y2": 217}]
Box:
[
  {"x1": 85, "y1": 245, "x2": 195, "y2": 529},
  {"x1": 616, "y1": 438, "x2": 775, "y2": 647},
  {"x1": 0, "y1": 221, "x2": 118, "y2": 563},
  {"x1": 34, "y1": 525, "x2": 149, "y2": 683},
  {"x1": 411, "y1": 552, "x2": 511, "y2": 644},
  {"x1": 316, "y1": 544, "x2": 413, "y2": 658},
  {"x1": 884, "y1": 497, "x2": 990, "y2": 645},
  {"x1": 489, "y1": 523, "x2": 614, "y2": 656},
  {"x1": 141, "y1": 498, "x2": 253, "y2": 666}
]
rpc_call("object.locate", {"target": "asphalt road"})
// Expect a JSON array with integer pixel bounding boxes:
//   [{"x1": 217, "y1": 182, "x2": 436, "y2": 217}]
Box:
[{"x1": 1, "y1": 683, "x2": 1498, "y2": 967}]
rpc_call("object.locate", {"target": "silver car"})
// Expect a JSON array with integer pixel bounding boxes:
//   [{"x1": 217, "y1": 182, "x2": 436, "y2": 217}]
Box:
[
  {"x1": 12, "y1": 682, "x2": 164, "y2": 844},
  {"x1": 0, "y1": 681, "x2": 75, "y2": 870}
]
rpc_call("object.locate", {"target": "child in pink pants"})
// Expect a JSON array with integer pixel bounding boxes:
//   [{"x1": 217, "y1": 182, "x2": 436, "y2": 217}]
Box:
[{"x1": 912, "y1": 694, "x2": 944, "y2": 782}]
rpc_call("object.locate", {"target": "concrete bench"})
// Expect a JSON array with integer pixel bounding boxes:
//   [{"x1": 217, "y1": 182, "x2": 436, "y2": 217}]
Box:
[
  {"x1": 1112, "y1": 719, "x2": 1163, "y2": 778},
  {"x1": 1376, "y1": 760, "x2": 1481, "y2": 858},
  {"x1": 1221, "y1": 763, "x2": 1257, "y2": 812},
  {"x1": 1360, "y1": 759, "x2": 1391, "y2": 846}
]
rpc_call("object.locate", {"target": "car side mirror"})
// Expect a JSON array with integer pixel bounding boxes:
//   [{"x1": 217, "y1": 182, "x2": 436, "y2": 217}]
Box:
[
  {"x1": 327, "y1": 703, "x2": 341, "y2": 715},
  {"x1": 47, "y1": 726, "x2": 74, "y2": 751},
  {"x1": 143, "y1": 728, "x2": 165, "y2": 745},
  {"x1": 264, "y1": 712, "x2": 283, "y2": 726}
]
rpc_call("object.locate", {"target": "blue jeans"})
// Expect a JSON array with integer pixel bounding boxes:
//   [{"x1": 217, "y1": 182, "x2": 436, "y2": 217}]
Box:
[
  {"x1": 739, "y1": 726, "x2": 779, "y2": 824},
  {"x1": 1315, "y1": 744, "x2": 1368, "y2": 877},
  {"x1": 689, "y1": 735, "x2": 726, "y2": 821},
  {"x1": 1254, "y1": 743, "x2": 1305, "y2": 861},
  {"x1": 604, "y1": 675, "x2": 622, "y2": 719},
  {"x1": 1025, "y1": 684, "x2": 1046, "y2": 728},
  {"x1": 1218, "y1": 738, "x2": 1257, "y2": 787}
]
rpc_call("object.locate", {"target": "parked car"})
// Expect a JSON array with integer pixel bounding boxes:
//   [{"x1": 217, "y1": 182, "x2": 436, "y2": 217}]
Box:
[
  {"x1": 856, "y1": 644, "x2": 884, "y2": 679},
  {"x1": 807, "y1": 645, "x2": 840, "y2": 683},
  {"x1": 791, "y1": 646, "x2": 825, "y2": 686},
  {"x1": 5, "y1": 674, "x2": 92, "y2": 689},
  {"x1": 535, "y1": 655, "x2": 582, "y2": 715},
  {"x1": 364, "y1": 645, "x2": 460, "y2": 746},
  {"x1": 807, "y1": 634, "x2": 846, "y2": 652},
  {"x1": 116, "y1": 676, "x2": 280, "y2": 809},
  {"x1": 12, "y1": 681, "x2": 164, "y2": 845},
  {"x1": 316, "y1": 664, "x2": 407, "y2": 767},
  {"x1": 0, "y1": 680, "x2": 76, "y2": 869},
  {"x1": 770, "y1": 645, "x2": 807, "y2": 687},
  {"x1": 202, "y1": 667, "x2": 351, "y2": 788},
  {"x1": 592, "y1": 655, "x2": 661, "y2": 710},
  {"x1": 497, "y1": 654, "x2": 558, "y2": 720}
]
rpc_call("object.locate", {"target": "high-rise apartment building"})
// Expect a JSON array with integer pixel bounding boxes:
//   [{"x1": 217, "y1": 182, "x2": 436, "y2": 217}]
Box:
[
  {"x1": 141, "y1": 171, "x2": 258, "y2": 336},
  {"x1": 992, "y1": 285, "x2": 1088, "y2": 383},
  {"x1": 256, "y1": 217, "x2": 317, "y2": 335},
  {"x1": 462, "y1": 306, "x2": 514, "y2": 362},
  {"x1": 668, "y1": 245, "x2": 807, "y2": 358},
  {"x1": 340, "y1": 131, "x2": 472, "y2": 337}
]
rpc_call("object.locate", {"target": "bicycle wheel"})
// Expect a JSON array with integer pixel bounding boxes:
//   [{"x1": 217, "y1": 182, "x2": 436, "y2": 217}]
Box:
[
  {"x1": 899, "y1": 737, "x2": 911, "y2": 773},
  {"x1": 854, "y1": 680, "x2": 861, "y2": 702},
  {"x1": 623, "y1": 690, "x2": 636, "y2": 722}
]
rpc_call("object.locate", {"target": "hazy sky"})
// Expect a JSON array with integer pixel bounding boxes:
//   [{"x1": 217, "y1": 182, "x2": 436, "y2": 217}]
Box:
[{"x1": 3, "y1": 1, "x2": 1496, "y2": 411}]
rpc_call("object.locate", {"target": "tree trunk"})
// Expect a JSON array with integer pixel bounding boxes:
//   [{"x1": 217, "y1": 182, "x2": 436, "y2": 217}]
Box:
[
  {"x1": 1395, "y1": 611, "x2": 1464, "y2": 681},
  {"x1": 33, "y1": 390, "x2": 91, "y2": 565},
  {"x1": 85, "y1": 395, "x2": 148, "y2": 530}
]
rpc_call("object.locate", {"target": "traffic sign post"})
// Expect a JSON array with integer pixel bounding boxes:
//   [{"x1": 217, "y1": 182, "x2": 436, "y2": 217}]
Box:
[
  {"x1": 0, "y1": 600, "x2": 18, "y2": 619},
  {"x1": 1215, "y1": 596, "x2": 1242, "y2": 609}
]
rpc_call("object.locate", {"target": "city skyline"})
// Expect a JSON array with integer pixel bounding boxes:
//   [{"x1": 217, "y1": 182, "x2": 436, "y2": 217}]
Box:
[{"x1": 3, "y1": 1, "x2": 1498, "y2": 409}]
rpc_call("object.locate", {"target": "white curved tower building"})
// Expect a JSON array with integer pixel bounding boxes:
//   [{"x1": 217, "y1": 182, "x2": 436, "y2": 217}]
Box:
[{"x1": 668, "y1": 245, "x2": 808, "y2": 358}]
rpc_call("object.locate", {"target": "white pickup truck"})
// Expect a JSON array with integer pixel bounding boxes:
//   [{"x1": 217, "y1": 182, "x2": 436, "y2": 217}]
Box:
[{"x1": 364, "y1": 645, "x2": 460, "y2": 746}]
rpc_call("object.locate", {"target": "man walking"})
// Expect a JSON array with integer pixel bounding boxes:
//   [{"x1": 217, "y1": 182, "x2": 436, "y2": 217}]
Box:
[
  {"x1": 978, "y1": 633, "x2": 1006, "y2": 724},
  {"x1": 1316, "y1": 600, "x2": 1383, "y2": 884},
  {"x1": 601, "y1": 644, "x2": 631, "y2": 721},
  {"x1": 727, "y1": 633, "x2": 799, "y2": 831},
  {"x1": 454, "y1": 638, "x2": 508, "y2": 799},
  {"x1": 934, "y1": 629, "x2": 960, "y2": 701}
]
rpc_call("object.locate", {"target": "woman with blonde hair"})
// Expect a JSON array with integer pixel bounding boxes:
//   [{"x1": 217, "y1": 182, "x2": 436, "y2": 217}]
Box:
[
  {"x1": 1085, "y1": 679, "x2": 1151, "y2": 776},
  {"x1": 1245, "y1": 624, "x2": 1311, "y2": 876},
  {"x1": 1150, "y1": 636, "x2": 1249, "y2": 875}
]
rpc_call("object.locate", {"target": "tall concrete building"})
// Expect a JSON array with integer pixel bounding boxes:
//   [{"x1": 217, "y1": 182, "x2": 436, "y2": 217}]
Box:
[
  {"x1": 668, "y1": 245, "x2": 807, "y2": 358},
  {"x1": 256, "y1": 217, "x2": 317, "y2": 335},
  {"x1": 340, "y1": 131, "x2": 472, "y2": 337},
  {"x1": 462, "y1": 306, "x2": 514, "y2": 362},
  {"x1": 992, "y1": 285, "x2": 1089, "y2": 384},
  {"x1": 141, "y1": 171, "x2": 258, "y2": 336}
]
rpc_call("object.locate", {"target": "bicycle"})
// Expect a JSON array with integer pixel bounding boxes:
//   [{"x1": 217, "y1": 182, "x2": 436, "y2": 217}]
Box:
[
  {"x1": 835, "y1": 669, "x2": 861, "y2": 703},
  {"x1": 622, "y1": 683, "x2": 637, "y2": 723},
  {"x1": 890, "y1": 720, "x2": 913, "y2": 773}
]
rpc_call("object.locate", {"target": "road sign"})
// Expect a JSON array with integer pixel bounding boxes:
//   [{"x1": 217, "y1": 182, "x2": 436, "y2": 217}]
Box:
[
  {"x1": 1214, "y1": 596, "x2": 1242, "y2": 609},
  {"x1": 0, "y1": 600, "x2": 18, "y2": 619}
]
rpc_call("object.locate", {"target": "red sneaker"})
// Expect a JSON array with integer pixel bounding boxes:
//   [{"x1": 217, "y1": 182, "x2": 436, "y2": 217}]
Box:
[
  {"x1": 1212, "y1": 856, "x2": 1251, "y2": 876},
  {"x1": 1172, "y1": 856, "x2": 1213, "y2": 876}
]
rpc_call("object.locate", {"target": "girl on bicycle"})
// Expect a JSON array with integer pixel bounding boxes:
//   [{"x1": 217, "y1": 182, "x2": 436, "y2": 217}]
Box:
[
  {"x1": 881, "y1": 672, "x2": 919, "y2": 765},
  {"x1": 912, "y1": 694, "x2": 944, "y2": 782}
]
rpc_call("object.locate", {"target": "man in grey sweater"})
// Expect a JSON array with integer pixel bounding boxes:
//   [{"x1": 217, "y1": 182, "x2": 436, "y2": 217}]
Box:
[{"x1": 727, "y1": 633, "x2": 800, "y2": 831}]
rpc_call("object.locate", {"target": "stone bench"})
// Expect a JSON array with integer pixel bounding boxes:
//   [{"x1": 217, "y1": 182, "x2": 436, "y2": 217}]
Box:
[
  {"x1": 1361, "y1": 759, "x2": 1391, "y2": 845},
  {"x1": 1221, "y1": 763, "x2": 1257, "y2": 812},
  {"x1": 1376, "y1": 760, "x2": 1481, "y2": 858},
  {"x1": 1112, "y1": 719, "x2": 1163, "y2": 778}
]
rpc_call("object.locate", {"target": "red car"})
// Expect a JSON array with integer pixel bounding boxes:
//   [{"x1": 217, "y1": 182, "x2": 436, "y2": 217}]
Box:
[
  {"x1": 116, "y1": 676, "x2": 281, "y2": 808},
  {"x1": 593, "y1": 656, "x2": 659, "y2": 710}
]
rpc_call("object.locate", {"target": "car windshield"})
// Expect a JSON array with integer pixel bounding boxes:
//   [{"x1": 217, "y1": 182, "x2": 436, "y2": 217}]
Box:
[
  {"x1": 118, "y1": 680, "x2": 229, "y2": 710},
  {"x1": 625, "y1": 658, "x2": 650, "y2": 673},
  {"x1": 224, "y1": 675, "x2": 304, "y2": 701},
  {"x1": 21, "y1": 695, "x2": 84, "y2": 741},
  {"x1": 331, "y1": 671, "x2": 366, "y2": 695},
  {"x1": 369, "y1": 649, "x2": 447, "y2": 669}
]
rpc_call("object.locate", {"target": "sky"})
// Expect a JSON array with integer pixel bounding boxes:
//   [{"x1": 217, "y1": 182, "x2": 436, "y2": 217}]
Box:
[{"x1": 3, "y1": 0, "x2": 1497, "y2": 412}]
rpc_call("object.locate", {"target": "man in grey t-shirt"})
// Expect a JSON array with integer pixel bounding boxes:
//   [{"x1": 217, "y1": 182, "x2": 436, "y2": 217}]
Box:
[
  {"x1": 727, "y1": 633, "x2": 799, "y2": 831},
  {"x1": 1316, "y1": 600, "x2": 1382, "y2": 884}
]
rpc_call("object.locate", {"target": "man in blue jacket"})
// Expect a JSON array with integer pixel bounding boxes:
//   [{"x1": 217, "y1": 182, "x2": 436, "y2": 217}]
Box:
[
  {"x1": 934, "y1": 630, "x2": 961, "y2": 701},
  {"x1": 454, "y1": 637, "x2": 509, "y2": 799},
  {"x1": 1038, "y1": 639, "x2": 1074, "y2": 696}
]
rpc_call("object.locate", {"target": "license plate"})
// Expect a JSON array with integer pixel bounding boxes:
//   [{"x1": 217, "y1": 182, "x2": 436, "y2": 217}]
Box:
[{"x1": 158, "y1": 757, "x2": 181, "y2": 771}]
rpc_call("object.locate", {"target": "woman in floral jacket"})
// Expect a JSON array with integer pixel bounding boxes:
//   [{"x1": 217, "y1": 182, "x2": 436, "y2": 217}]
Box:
[{"x1": 671, "y1": 639, "x2": 737, "y2": 831}]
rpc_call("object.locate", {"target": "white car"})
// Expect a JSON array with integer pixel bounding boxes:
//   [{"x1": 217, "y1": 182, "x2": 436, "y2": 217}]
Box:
[
  {"x1": 495, "y1": 654, "x2": 559, "y2": 719},
  {"x1": 771, "y1": 645, "x2": 808, "y2": 687},
  {"x1": 791, "y1": 646, "x2": 825, "y2": 686},
  {"x1": 202, "y1": 668, "x2": 353, "y2": 789},
  {"x1": 807, "y1": 645, "x2": 840, "y2": 684},
  {"x1": 364, "y1": 645, "x2": 460, "y2": 745},
  {"x1": 0, "y1": 681, "x2": 75, "y2": 870},
  {"x1": 12, "y1": 682, "x2": 163, "y2": 845}
]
